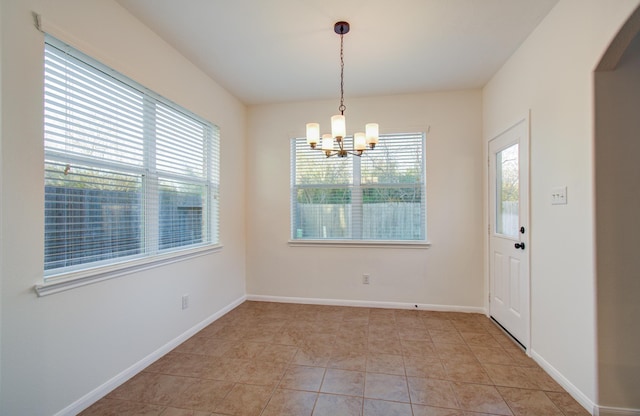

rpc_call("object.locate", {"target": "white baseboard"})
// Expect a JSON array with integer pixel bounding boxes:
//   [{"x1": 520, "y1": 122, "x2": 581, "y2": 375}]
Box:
[
  {"x1": 530, "y1": 349, "x2": 595, "y2": 415},
  {"x1": 596, "y1": 406, "x2": 640, "y2": 416},
  {"x1": 246, "y1": 294, "x2": 486, "y2": 314},
  {"x1": 54, "y1": 294, "x2": 247, "y2": 416}
]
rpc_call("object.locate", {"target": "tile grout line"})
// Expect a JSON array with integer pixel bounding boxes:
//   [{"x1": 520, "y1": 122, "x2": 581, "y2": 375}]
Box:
[{"x1": 81, "y1": 303, "x2": 589, "y2": 416}]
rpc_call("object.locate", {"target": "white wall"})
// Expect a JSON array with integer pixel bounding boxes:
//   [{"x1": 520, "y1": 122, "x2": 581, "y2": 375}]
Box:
[
  {"x1": 0, "y1": 1, "x2": 247, "y2": 414},
  {"x1": 595, "y1": 29, "x2": 640, "y2": 411},
  {"x1": 483, "y1": 0, "x2": 640, "y2": 410},
  {"x1": 246, "y1": 91, "x2": 484, "y2": 309}
]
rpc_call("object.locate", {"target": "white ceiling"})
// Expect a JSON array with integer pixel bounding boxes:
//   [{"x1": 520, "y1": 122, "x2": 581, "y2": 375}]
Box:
[{"x1": 116, "y1": 0, "x2": 559, "y2": 105}]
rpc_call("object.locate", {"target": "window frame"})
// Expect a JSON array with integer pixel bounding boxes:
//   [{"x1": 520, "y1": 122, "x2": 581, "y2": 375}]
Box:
[
  {"x1": 36, "y1": 36, "x2": 222, "y2": 296},
  {"x1": 289, "y1": 132, "x2": 430, "y2": 248}
]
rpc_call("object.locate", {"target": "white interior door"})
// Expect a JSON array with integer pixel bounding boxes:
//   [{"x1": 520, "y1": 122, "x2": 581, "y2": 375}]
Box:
[{"x1": 489, "y1": 118, "x2": 530, "y2": 348}]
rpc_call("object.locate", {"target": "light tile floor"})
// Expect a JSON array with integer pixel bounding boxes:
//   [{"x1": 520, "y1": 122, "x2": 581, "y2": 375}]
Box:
[{"x1": 80, "y1": 301, "x2": 590, "y2": 416}]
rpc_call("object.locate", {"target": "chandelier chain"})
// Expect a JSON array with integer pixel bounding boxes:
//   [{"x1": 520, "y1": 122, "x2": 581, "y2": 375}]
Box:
[{"x1": 339, "y1": 32, "x2": 346, "y2": 114}]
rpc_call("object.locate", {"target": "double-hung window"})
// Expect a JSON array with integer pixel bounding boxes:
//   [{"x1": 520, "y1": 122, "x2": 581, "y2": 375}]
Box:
[
  {"x1": 43, "y1": 35, "x2": 220, "y2": 279},
  {"x1": 291, "y1": 133, "x2": 426, "y2": 242}
]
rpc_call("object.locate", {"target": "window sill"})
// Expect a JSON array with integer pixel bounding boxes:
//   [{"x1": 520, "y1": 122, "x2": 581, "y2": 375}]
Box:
[
  {"x1": 34, "y1": 244, "x2": 223, "y2": 297},
  {"x1": 288, "y1": 240, "x2": 431, "y2": 249}
]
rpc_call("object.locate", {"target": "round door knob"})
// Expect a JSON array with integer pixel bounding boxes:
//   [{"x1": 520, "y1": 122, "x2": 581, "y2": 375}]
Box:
[{"x1": 515, "y1": 242, "x2": 525, "y2": 250}]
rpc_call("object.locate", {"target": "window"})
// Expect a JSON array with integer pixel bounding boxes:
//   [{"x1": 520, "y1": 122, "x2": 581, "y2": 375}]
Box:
[
  {"x1": 291, "y1": 133, "x2": 426, "y2": 242},
  {"x1": 43, "y1": 35, "x2": 220, "y2": 278}
]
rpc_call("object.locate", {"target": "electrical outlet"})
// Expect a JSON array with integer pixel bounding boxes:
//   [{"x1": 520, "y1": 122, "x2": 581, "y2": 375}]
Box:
[
  {"x1": 182, "y1": 294, "x2": 189, "y2": 310},
  {"x1": 362, "y1": 274, "x2": 370, "y2": 284}
]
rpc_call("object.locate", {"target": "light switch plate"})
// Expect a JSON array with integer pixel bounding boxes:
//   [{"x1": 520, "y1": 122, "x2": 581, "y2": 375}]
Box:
[{"x1": 551, "y1": 186, "x2": 567, "y2": 205}]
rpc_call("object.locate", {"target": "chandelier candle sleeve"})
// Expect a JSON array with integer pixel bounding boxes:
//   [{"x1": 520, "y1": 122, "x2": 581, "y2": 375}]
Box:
[
  {"x1": 366, "y1": 123, "x2": 379, "y2": 147},
  {"x1": 321, "y1": 134, "x2": 334, "y2": 151},
  {"x1": 331, "y1": 115, "x2": 346, "y2": 139},
  {"x1": 354, "y1": 132, "x2": 366, "y2": 150},
  {"x1": 306, "y1": 123, "x2": 320, "y2": 148}
]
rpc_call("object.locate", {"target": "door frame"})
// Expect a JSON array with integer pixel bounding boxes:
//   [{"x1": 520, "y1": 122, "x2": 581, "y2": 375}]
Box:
[{"x1": 486, "y1": 114, "x2": 531, "y2": 352}]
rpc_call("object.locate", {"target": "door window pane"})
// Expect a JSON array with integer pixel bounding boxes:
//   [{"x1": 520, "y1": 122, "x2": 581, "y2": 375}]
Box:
[{"x1": 496, "y1": 144, "x2": 519, "y2": 238}]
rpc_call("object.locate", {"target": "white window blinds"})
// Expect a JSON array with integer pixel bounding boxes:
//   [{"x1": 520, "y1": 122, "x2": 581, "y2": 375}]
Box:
[
  {"x1": 291, "y1": 133, "x2": 426, "y2": 241},
  {"x1": 44, "y1": 35, "x2": 220, "y2": 276}
]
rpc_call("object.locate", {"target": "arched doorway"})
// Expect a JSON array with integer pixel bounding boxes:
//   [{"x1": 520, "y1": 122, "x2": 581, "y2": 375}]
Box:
[{"x1": 594, "y1": 5, "x2": 640, "y2": 412}]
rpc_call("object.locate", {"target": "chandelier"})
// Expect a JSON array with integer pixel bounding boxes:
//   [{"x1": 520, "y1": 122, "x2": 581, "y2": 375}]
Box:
[{"x1": 305, "y1": 21, "x2": 379, "y2": 158}]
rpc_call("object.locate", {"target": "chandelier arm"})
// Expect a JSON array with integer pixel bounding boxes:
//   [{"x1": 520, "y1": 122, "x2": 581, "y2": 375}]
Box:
[{"x1": 311, "y1": 147, "x2": 363, "y2": 158}]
